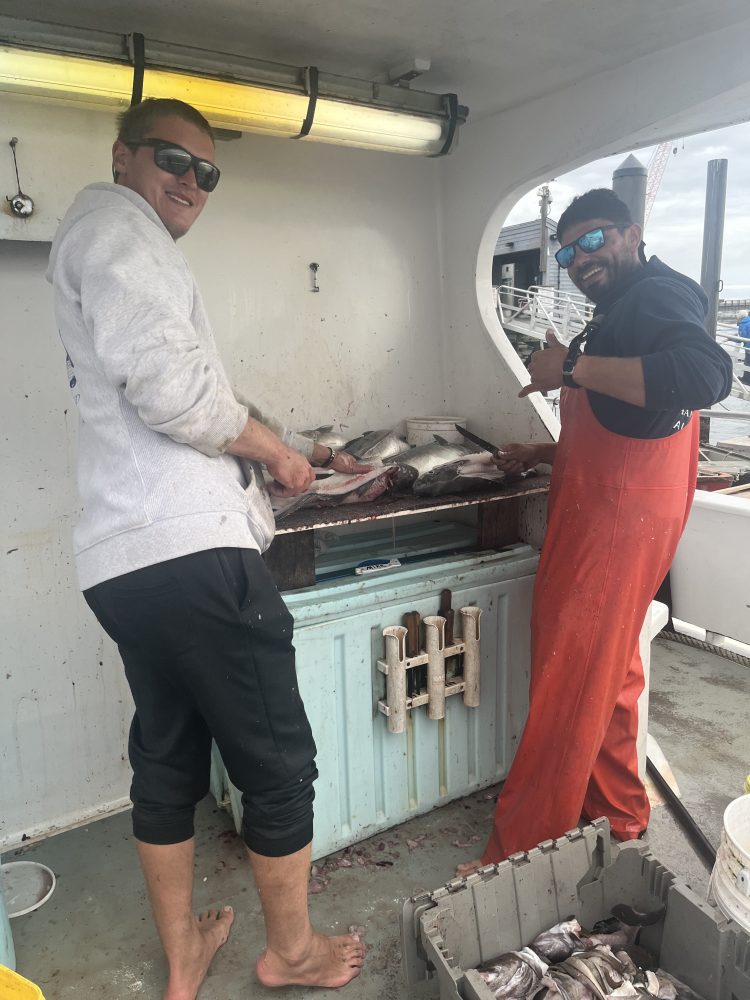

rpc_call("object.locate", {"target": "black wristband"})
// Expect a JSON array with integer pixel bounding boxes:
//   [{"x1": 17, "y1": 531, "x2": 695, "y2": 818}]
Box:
[
  {"x1": 320, "y1": 447, "x2": 336, "y2": 467},
  {"x1": 562, "y1": 350, "x2": 582, "y2": 388}
]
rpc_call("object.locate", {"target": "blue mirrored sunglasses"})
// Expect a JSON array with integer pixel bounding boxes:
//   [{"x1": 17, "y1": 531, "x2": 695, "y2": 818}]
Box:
[
  {"x1": 554, "y1": 224, "x2": 621, "y2": 269},
  {"x1": 127, "y1": 138, "x2": 221, "y2": 192}
]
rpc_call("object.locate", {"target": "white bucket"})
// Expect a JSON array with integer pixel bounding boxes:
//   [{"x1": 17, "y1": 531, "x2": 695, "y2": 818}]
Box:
[
  {"x1": 406, "y1": 416, "x2": 468, "y2": 447},
  {"x1": 708, "y1": 794, "x2": 750, "y2": 933}
]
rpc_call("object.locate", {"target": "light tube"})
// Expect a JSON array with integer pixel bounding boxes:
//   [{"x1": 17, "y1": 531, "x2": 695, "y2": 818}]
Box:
[{"x1": 0, "y1": 47, "x2": 447, "y2": 155}]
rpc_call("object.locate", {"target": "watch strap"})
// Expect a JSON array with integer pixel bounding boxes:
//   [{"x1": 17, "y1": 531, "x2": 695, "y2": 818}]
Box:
[{"x1": 561, "y1": 312, "x2": 606, "y2": 389}]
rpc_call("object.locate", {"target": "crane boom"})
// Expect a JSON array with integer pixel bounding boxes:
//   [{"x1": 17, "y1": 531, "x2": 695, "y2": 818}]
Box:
[{"x1": 644, "y1": 141, "x2": 674, "y2": 224}]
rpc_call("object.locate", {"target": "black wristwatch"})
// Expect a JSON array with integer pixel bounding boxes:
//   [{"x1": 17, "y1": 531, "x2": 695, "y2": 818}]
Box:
[
  {"x1": 320, "y1": 447, "x2": 337, "y2": 467},
  {"x1": 562, "y1": 353, "x2": 581, "y2": 388},
  {"x1": 562, "y1": 314, "x2": 603, "y2": 388}
]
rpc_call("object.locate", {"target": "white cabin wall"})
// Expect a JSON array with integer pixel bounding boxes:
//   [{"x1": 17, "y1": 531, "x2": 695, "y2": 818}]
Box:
[
  {"x1": 181, "y1": 131, "x2": 445, "y2": 434},
  {"x1": 0, "y1": 98, "x2": 446, "y2": 848},
  {"x1": 0, "y1": 237, "x2": 134, "y2": 846},
  {"x1": 439, "y1": 18, "x2": 750, "y2": 449}
]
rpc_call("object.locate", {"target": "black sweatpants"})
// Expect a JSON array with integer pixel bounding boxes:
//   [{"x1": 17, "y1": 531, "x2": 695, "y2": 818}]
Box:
[{"x1": 83, "y1": 547, "x2": 318, "y2": 857}]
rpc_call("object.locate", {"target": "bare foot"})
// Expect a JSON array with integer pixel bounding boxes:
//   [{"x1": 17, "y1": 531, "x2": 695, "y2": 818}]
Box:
[
  {"x1": 256, "y1": 931, "x2": 366, "y2": 989},
  {"x1": 455, "y1": 858, "x2": 485, "y2": 877},
  {"x1": 164, "y1": 907, "x2": 234, "y2": 1000}
]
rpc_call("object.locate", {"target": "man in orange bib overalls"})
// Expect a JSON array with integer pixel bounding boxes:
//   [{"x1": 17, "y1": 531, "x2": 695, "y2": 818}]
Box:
[{"x1": 464, "y1": 189, "x2": 733, "y2": 869}]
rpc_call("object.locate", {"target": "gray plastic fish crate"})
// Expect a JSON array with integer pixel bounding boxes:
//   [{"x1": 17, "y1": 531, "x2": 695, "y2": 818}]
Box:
[{"x1": 401, "y1": 819, "x2": 750, "y2": 1000}]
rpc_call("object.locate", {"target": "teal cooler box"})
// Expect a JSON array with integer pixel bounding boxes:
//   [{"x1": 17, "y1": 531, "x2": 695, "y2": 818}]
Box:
[{"x1": 212, "y1": 527, "x2": 538, "y2": 859}]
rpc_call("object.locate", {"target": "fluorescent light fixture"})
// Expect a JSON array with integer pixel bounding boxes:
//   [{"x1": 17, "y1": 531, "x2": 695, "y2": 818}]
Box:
[{"x1": 0, "y1": 18, "x2": 468, "y2": 156}]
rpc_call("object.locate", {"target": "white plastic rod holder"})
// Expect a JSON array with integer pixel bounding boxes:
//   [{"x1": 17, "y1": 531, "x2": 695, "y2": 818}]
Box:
[
  {"x1": 422, "y1": 616, "x2": 446, "y2": 720},
  {"x1": 460, "y1": 606, "x2": 481, "y2": 707},
  {"x1": 383, "y1": 625, "x2": 408, "y2": 734}
]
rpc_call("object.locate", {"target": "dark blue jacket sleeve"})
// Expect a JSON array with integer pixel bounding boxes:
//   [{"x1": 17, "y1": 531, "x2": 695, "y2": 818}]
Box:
[{"x1": 635, "y1": 279, "x2": 733, "y2": 410}]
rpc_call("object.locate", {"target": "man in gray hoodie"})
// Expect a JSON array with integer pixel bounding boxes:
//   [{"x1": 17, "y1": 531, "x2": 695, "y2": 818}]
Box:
[{"x1": 47, "y1": 98, "x2": 366, "y2": 998}]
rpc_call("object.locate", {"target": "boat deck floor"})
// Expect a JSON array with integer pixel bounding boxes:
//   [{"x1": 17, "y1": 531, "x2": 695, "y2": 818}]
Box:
[{"x1": 7, "y1": 636, "x2": 750, "y2": 999}]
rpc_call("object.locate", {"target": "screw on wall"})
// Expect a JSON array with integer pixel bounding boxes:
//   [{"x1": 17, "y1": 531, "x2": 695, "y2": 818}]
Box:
[
  {"x1": 6, "y1": 138, "x2": 34, "y2": 218},
  {"x1": 309, "y1": 261, "x2": 320, "y2": 292}
]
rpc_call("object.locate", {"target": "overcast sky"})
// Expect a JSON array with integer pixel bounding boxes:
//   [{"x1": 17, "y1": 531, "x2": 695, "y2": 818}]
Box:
[{"x1": 506, "y1": 120, "x2": 750, "y2": 300}]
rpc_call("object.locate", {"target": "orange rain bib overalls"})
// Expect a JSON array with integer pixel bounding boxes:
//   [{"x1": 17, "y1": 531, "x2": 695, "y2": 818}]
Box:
[{"x1": 482, "y1": 386, "x2": 698, "y2": 863}]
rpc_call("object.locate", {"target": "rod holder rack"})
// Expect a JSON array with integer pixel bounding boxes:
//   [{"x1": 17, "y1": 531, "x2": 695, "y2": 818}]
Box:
[{"x1": 377, "y1": 608, "x2": 481, "y2": 734}]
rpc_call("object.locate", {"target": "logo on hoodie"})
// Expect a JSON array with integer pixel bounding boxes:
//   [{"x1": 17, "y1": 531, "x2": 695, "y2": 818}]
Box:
[{"x1": 672, "y1": 408, "x2": 691, "y2": 432}]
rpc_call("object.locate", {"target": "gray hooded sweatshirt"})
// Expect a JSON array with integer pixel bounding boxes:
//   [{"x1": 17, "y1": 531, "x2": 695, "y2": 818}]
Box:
[{"x1": 47, "y1": 183, "x2": 313, "y2": 590}]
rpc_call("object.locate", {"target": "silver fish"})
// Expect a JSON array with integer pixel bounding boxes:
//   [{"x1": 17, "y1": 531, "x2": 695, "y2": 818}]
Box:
[
  {"x1": 478, "y1": 947, "x2": 547, "y2": 999},
  {"x1": 632, "y1": 970, "x2": 678, "y2": 1000},
  {"x1": 613, "y1": 951, "x2": 639, "y2": 978},
  {"x1": 531, "y1": 918, "x2": 585, "y2": 963},
  {"x1": 300, "y1": 425, "x2": 350, "y2": 450},
  {"x1": 558, "y1": 950, "x2": 627, "y2": 999},
  {"x1": 582, "y1": 927, "x2": 638, "y2": 953},
  {"x1": 540, "y1": 969, "x2": 600, "y2": 1000},
  {"x1": 391, "y1": 442, "x2": 475, "y2": 489},
  {"x1": 343, "y1": 429, "x2": 411, "y2": 461},
  {"x1": 340, "y1": 468, "x2": 395, "y2": 504},
  {"x1": 604, "y1": 985, "x2": 640, "y2": 999},
  {"x1": 412, "y1": 455, "x2": 506, "y2": 496},
  {"x1": 518, "y1": 909, "x2": 679, "y2": 1000}
]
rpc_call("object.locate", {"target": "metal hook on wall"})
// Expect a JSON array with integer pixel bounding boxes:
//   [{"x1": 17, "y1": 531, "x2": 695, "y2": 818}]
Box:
[{"x1": 309, "y1": 261, "x2": 320, "y2": 292}]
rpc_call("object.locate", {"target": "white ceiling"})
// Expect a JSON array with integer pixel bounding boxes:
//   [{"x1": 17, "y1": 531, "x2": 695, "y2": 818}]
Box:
[{"x1": 3, "y1": 0, "x2": 750, "y2": 120}]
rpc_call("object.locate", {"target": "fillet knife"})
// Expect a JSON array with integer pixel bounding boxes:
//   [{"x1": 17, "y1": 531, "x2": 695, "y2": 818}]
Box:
[{"x1": 454, "y1": 424, "x2": 505, "y2": 455}]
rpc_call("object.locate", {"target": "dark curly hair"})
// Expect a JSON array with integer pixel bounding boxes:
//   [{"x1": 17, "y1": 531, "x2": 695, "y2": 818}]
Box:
[{"x1": 556, "y1": 188, "x2": 633, "y2": 241}]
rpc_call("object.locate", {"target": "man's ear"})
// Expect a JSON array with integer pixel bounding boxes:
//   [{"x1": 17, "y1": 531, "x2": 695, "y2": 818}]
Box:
[
  {"x1": 626, "y1": 222, "x2": 643, "y2": 251},
  {"x1": 112, "y1": 140, "x2": 130, "y2": 182}
]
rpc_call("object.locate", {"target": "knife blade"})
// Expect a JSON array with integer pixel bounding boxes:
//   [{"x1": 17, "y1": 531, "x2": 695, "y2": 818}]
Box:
[{"x1": 454, "y1": 424, "x2": 505, "y2": 455}]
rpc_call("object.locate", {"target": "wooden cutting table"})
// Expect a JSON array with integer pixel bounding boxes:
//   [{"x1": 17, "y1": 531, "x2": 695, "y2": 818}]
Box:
[{"x1": 264, "y1": 475, "x2": 551, "y2": 590}]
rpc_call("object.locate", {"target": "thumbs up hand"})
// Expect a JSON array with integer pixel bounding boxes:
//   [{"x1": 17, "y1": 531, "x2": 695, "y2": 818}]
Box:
[{"x1": 518, "y1": 328, "x2": 568, "y2": 398}]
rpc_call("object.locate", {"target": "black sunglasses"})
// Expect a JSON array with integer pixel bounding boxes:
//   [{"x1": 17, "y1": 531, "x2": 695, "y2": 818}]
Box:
[
  {"x1": 554, "y1": 224, "x2": 622, "y2": 269},
  {"x1": 127, "y1": 138, "x2": 221, "y2": 192}
]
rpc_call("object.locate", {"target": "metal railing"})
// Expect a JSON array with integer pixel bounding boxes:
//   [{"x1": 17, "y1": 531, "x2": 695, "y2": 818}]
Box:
[
  {"x1": 715, "y1": 326, "x2": 750, "y2": 401},
  {"x1": 496, "y1": 288, "x2": 749, "y2": 401},
  {"x1": 495, "y1": 284, "x2": 594, "y2": 344},
  {"x1": 719, "y1": 298, "x2": 750, "y2": 311}
]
